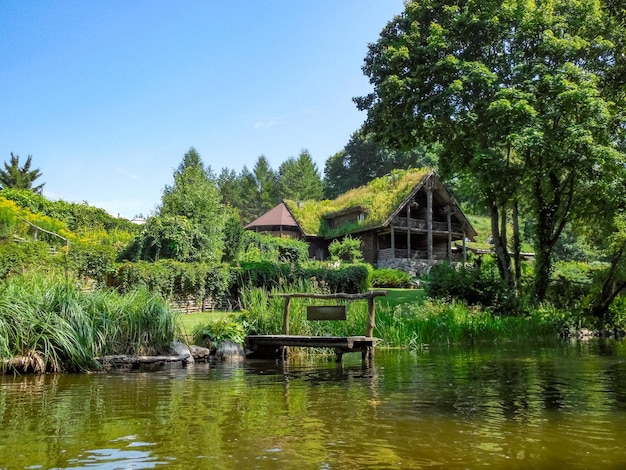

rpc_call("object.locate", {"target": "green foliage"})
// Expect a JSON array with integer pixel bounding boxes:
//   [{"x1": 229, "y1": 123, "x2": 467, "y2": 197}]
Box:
[
  {"x1": 68, "y1": 243, "x2": 118, "y2": 286},
  {"x1": 286, "y1": 168, "x2": 430, "y2": 236},
  {"x1": 118, "y1": 215, "x2": 197, "y2": 262},
  {"x1": 239, "y1": 231, "x2": 309, "y2": 264},
  {"x1": 370, "y1": 268, "x2": 414, "y2": 288},
  {"x1": 239, "y1": 156, "x2": 281, "y2": 224},
  {"x1": 304, "y1": 262, "x2": 372, "y2": 293},
  {"x1": 222, "y1": 209, "x2": 244, "y2": 263},
  {"x1": 191, "y1": 319, "x2": 246, "y2": 349},
  {"x1": 231, "y1": 261, "x2": 302, "y2": 293},
  {"x1": 157, "y1": 147, "x2": 226, "y2": 263},
  {"x1": 0, "y1": 241, "x2": 58, "y2": 279},
  {"x1": 0, "y1": 273, "x2": 177, "y2": 373},
  {"x1": 110, "y1": 260, "x2": 231, "y2": 304},
  {"x1": 328, "y1": 236, "x2": 363, "y2": 263},
  {"x1": 425, "y1": 261, "x2": 517, "y2": 315},
  {"x1": 231, "y1": 261, "x2": 371, "y2": 295},
  {"x1": 375, "y1": 300, "x2": 567, "y2": 348},
  {"x1": 323, "y1": 130, "x2": 438, "y2": 199},
  {"x1": 0, "y1": 204, "x2": 17, "y2": 239},
  {"x1": 1, "y1": 188, "x2": 139, "y2": 234},
  {"x1": 0, "y1": 153, "x2": 44, "y2": 193},
  {"x1": 278, "y1": 149, "x2": 323, "y2": 201}
]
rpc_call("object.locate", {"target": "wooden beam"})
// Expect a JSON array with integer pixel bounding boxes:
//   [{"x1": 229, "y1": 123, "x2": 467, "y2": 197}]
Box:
[
  {"x1": 283, "y1": 296, "x2": 291, "y2": 335},
  {"x1": 427, "y1": 187, "x2": 433, "y2": 261}
]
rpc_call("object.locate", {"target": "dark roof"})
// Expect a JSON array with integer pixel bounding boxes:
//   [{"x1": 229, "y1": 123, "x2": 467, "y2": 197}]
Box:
[{"x1": 244, "y1": 202, "x2": 301, "y2": 231}]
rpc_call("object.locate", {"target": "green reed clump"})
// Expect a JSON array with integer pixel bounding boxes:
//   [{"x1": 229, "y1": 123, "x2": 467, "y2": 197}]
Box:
[
  {"x1": 374, "y1": 300, "x2": 566, "y2": 348},
  {"x1": 235, "y1": 282, "x2": 372, "y2": 339},
  {"x1": 234, "y1": 283, "x2": 570, "y2": 350},
  {"x1": 0, "y1": 273, "x2": 178, "y2": 373}
]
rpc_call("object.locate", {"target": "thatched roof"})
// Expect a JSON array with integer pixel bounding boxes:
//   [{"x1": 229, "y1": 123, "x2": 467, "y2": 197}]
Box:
[{"x1": 285, "y1": 168, "x2": 452, "y2": 238}]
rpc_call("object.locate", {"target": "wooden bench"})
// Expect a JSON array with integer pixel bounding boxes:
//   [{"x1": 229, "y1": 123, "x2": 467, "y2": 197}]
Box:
[{"x1": 245, "y1": 291, "x2": 387, "y2": 362}]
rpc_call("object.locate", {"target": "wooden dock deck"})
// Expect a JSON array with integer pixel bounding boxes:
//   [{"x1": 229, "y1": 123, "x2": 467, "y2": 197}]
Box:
[{"x1": 245, "y1": 335, "x2": 379, "y2": 361}]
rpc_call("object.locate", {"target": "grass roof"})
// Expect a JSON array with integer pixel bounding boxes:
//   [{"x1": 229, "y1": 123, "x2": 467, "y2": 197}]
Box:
[{"x1": 286, "y1": 168, "x2": 431, "y2": 237}]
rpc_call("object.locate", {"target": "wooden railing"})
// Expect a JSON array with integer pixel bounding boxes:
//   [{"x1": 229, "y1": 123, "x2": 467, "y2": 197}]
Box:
[
  {"x1": 394, "y1": 216, "x2": 463, "y2": 233},
  {"x1": 378, "y1": 248, "x2": 454, "y2": 261}
]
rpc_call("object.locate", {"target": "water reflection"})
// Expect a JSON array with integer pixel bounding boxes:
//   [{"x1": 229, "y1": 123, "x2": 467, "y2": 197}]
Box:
[{"x1": 2, "y1": 341, "x2": 626, "y2": 468}]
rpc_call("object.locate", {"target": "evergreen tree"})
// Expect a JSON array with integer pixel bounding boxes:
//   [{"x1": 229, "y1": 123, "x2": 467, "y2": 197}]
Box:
[
  {"x1": 0, "y1": 153, "x2": 45, "y2": 193},
  {"x1": 278, "y1": 149, "x2": 323, "y2": 201}
]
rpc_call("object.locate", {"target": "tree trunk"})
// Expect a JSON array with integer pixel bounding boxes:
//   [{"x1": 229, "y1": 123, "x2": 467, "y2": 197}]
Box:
[
  {"x1": 589, "y1": 243, "x2": 626, "y2": 320},
  {"x1": 490, "y1": 203, "x2": 514, "y2": 288},
  {"x1": 512, "y1": 201, "x2": 521, "y2": 287}
]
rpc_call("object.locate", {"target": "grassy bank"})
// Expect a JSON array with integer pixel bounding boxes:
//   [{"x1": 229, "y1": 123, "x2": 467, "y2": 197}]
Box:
[{"x1": 0, "y1": 274, "x2": 178, "y2": 373}]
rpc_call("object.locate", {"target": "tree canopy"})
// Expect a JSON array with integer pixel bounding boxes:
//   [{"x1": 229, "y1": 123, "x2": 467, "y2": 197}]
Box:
[
  {"x1": 0, "y1": 153, "x2": 45, "y2": 194},
  {"x1": 323, "y1": 129, "x2": 438, "y2": 199},
  {"x1": 278, "y1": 149, "x2": 323, "y2": 202},
  {"x1": 356, "y1": 0, "x2": 626, "y2": 301},
  {"x1": 123, "y1": 147, "x2": 226, "y2": 263}
]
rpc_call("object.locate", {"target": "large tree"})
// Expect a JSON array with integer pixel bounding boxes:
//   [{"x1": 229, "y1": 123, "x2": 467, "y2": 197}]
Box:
[
  {"x1": 278, "y1": 149, "x2": 323, "y2": 201},
  {"x1": 323, "y1": 129, "x2": 438, "y2": 199},
  {"x1": 0, "y1": 153, "x2": 44, "y2": 193},
  {"x1": 356, "y1": 0, "x2": 625, "y2": 300},
  {"x1": 239, "y1": 156, "x2": 280, "y2": 224},
  {"x1": 156, "y1": 147, "x2": 225, "y2": 263}
]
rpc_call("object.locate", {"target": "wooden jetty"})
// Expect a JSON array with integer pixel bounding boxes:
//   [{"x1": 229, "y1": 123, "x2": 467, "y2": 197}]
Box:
[{"x1": 245, "y1": 290, "x2": 387, "y2": 362}]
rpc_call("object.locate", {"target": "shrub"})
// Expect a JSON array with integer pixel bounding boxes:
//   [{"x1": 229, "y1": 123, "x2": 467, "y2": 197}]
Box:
[
  {"x1": 328, "y1": 236, "x2": 363, "y2": 263},
  {"x1": 303, "y1": 262, "x2": 371, "y2": 293},
  {"x1": 425, "y1": 260, "x2": 517, "y2": 315},
  {"x1": 239, "y1": 231, "x2": 309, "y2": 264},
  {"x1": 110, "y1": 260, "x2": 231, "y2": 304},
  {"x1": 191, "y1": 319, "x2": 246, "y2": 348},
  {"x1": 371, "y1": 268, "x2": 414, "y2": 288}
]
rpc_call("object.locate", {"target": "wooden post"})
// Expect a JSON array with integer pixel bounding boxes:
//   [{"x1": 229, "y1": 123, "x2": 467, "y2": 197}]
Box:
[
  {"x1": 446, "y1": 205, "x2": 452, "y2": 260},
  {"x1": 366, "y1": 297, "x2": 375, "y2": 338},
  {"x1": 407, "y1": 203, "x2": 411, "y2": 259},
  {"x1": 463, "y1": 230, "x2": 467, "y2": 264},
  {"x1": 427, "y1": 187, "x2": 433, "y2": 261},
  {"x1": 283, "y1": 296, "x2": 291, "y2": 335},
  {"x1": 390, "y1": 224, "x2": 395, "y2": 257}
]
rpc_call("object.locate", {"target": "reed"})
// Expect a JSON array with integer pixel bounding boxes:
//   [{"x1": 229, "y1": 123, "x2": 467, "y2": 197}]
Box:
[
  {"x1": 234, "y1": 285, "x2": 567, "y2": 348},
  {"x1": 0, "y1": 273, "x2": 178, "y2": 373}
]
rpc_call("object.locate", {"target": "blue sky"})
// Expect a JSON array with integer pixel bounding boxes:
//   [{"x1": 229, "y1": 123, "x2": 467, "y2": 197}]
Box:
[{"x1": 0, "y1": 1, "x2": 405, "y2": 219}]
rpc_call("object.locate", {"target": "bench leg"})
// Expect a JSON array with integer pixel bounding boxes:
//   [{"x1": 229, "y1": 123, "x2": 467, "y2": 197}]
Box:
[
  {"x1": 334, "y1": 348, "x2": 343, "y2": 362},
  {"x1": 362, "y1": 346, "x2": 375, "y2": 362}
]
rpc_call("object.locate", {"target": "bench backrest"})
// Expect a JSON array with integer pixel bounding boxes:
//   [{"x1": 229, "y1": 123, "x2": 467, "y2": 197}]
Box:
[{"x1": 307, "y1": 305, "x2": 347, "y2": 321}]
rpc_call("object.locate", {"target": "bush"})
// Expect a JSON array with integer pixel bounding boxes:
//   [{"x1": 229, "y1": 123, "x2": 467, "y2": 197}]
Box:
[
  {"x1": 110, "y1": 260, "x2": 231, "y2": 304},
  {"x1": 191, "y1": 319, "x2": 246, "y2": 348},
  {"x1": 371, "y1": 268, "x2": 414, "y2": 288},
  {"x1": 328, "y1": 236, "x2": 363, "y2": 263},
  {"x1": 239, "y1": 231, "x2": 309, "y2": 264},
  {"x1": 425, "y1": 260, "x2": 517, "y2": 315},
  {"x1": 303, "y1": 262, "x2": 371, "y2": 293}
]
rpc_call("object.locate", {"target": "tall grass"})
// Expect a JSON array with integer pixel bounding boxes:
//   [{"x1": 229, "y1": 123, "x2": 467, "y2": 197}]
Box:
[
  {"x1": 234, "y1": 284, "x2": 568, "y2": 349},
  {"x1": 0, "y1": 273, "x2": 178, "y2": 373}
]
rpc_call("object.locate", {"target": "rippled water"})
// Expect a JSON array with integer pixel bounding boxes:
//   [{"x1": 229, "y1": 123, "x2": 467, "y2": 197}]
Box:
[{"x1": 2, "y1": 340, "x2": 626, "y2": 469}]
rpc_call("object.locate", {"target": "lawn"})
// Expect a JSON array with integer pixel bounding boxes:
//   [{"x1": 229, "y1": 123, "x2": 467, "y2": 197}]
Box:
[
  {"x1": 377, "y1": 288, "x2": 426, "y2": 310},
  {"x1": 176, "y1": 310, "x2": 232, "y2": 338}
]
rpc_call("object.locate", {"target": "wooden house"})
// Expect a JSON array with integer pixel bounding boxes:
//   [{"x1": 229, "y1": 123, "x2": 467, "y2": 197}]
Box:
[{"x1": 245, "y1": 169, "x2": 477, "y2": 268}]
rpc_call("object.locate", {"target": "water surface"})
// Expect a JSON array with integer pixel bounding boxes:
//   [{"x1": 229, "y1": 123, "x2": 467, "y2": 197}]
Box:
[{"x1": 1, "y1": 340, "x2": 626, "y2": 469}]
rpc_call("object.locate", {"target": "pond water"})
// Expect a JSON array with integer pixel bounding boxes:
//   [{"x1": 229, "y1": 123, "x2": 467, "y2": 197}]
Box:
[{"x1": 2, "y1": 340, "x2": 626, "y2": 469}]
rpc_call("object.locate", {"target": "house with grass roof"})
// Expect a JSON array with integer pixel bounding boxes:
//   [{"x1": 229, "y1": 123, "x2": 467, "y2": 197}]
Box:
[{"x1": 245, "y1": 168, "x2": 477, "y2": 270}]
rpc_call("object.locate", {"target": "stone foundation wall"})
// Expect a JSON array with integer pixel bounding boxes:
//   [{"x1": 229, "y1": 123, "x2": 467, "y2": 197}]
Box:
[{"x1": 377, "y1": 258, "x2": 440, "y2": 277}]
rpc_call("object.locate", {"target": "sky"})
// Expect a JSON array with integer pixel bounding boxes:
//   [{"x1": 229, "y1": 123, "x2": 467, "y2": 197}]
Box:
[{"x1": 0, "y1": 1, "x2": 405, "y2": 219}]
